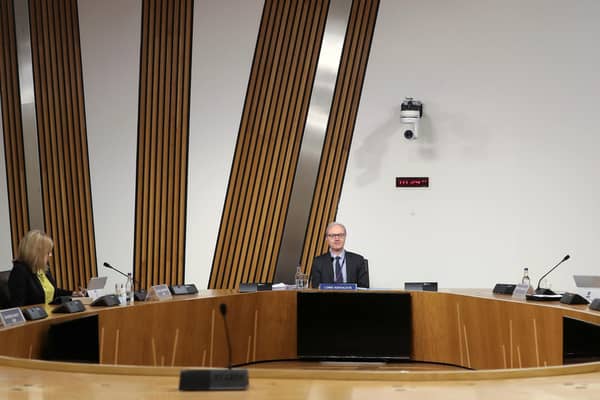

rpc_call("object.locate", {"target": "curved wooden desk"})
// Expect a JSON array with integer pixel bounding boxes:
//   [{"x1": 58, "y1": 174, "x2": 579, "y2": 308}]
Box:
[{"x1": 1, "y1": 289, "x2": 600, "y2": 399}]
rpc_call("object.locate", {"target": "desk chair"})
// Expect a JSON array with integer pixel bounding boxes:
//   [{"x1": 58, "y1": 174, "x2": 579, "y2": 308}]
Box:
[
  {"x1": 0, "y1": 270, "x2": 11, "y2": 309},
  {"x1": 362, "y1": 259, "x2": 370, "y2": 288}
]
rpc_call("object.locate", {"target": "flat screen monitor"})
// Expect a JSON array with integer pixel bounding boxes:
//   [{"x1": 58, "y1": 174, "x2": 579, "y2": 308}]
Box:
[
  {"x1": 42, "y1": 314, "x2": 99, "y2": 363},
  {"x1": 563, "y1": 316, "x2": 600, "y2": 364},
  {"x1": 297, "y1": 292, "x2": 411, "y2": 360}
]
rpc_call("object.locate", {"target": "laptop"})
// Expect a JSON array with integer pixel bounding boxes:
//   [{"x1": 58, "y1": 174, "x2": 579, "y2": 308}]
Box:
[
  {"x1": 86, "y1": 276, "x2": 108, "y2": 301},
  {"x1": 573, "y1": 275, "x2": 600, "y2": 301}
]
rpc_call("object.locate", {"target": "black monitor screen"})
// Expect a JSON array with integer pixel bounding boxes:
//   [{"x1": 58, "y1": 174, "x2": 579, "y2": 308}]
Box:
[
  {"x1": 563, "y1": 316, "x2": 600, "y2": 364},
  {"x1": 297, "y1": 292, "x2": 412, "y2": 360},
  {"x1": 42, "y1": 315, "x2": 99, "y2": 363}
]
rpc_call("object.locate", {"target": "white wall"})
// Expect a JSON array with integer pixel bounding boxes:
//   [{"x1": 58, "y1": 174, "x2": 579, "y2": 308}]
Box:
[
  {"x1": 338, "y1": 0, "x2": 600, "y2": 291},
  {"x1": 76, "y1": 0, "x2": 262, "y2": 290},
  {"x1": 0, "y1": 94, "x2": 13, "y2": 270},
  {"x1": 51, "y1": 0, "x2": 600, "y2": 292},
  {"x1": 185, "y1": 0, "x2": 264, "y2": 288},
  {"x1": 79, "y1": 0, "x2": 141, "y2": 290}
]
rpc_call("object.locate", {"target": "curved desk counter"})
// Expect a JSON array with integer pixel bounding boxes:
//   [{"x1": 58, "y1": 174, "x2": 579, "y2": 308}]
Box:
[{"x1": 1, "y1": 289, "x2": 600, "y2": 399}]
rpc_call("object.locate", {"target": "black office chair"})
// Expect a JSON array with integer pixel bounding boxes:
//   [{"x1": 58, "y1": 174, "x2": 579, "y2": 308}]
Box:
[
  {"x1": 0, "y1": 270, "x2": 11, "y2": 309},
  {"x1": 361, "y1": 259, "x2": 370, "y2": 288}
]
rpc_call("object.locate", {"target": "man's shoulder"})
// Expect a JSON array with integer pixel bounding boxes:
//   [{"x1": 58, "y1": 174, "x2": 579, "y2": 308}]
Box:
[
  {"x1": 314, "y1": 253, "x2": 331, "y2": 262},
  {"x1": 345, "y1": 251, "x2": 364, "y2": 260}
]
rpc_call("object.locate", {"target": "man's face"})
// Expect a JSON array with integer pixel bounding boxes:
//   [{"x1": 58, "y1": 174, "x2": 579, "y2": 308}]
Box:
[{"x1": 326, "y1": 225, "x2": 346, "y2": 253}]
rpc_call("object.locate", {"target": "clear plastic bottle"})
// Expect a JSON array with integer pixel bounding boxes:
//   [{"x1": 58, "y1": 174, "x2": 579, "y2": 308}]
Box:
[
  {"x1": 125, "y1": 273, "x2": 134, "y2": 304},
  {"x1": 295, "y1": 265, "x2": 303, "y2": 289},
  {"x1": 521, "y1": 267, "x2": 531, "y2": 286},
  {"x1": 118, "y1": 283, "x2": 126, "y2": 305}
]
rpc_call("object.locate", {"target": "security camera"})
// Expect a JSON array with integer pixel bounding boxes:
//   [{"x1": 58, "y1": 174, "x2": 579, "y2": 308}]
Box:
[{"x1": 401, "y1": 98, "x2": 423, "y2": 140}]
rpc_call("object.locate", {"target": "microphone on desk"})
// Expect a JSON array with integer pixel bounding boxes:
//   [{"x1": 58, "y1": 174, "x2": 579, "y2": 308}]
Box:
[
  {"x1": 535, "y1": 254, "x2": 570, "y2": 295},
  {"x1": 103, "y1": 262, "x2": 147, "y2": 301},
  {"x1": 220, "y1": 303, "x2": 233, "y2": 369},
  {"x1": 179, "y1": 303, "x2": 249, "y2": 391},
  {"x1": 103, "y1": 262, "x2": 128, "y2": 278}
]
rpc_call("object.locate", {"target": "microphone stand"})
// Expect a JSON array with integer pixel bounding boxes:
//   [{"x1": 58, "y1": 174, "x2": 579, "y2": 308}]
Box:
[
  {"x1": 103, "y1": 262, "x2": 130, "y2": 279},
  {"x1": 178, "y1": 303, "x2": 248, "y2": 391},
  {"x1": 103, "y1": 262, "x2": 146, "y2": 301},
  {"x1": 535, "y1": 255, "x2": 570, "y2": 295}
]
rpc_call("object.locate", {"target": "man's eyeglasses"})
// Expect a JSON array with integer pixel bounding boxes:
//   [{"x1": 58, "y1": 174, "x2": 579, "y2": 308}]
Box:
[{"x1": 327, "y1": 233, "x2": 346, "y2": 239}]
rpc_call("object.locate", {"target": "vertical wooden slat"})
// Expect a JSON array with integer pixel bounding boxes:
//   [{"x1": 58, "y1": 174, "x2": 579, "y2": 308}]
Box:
[
  {"x1": 133, "y1": 0, "x2": 193, "y2": 289},
  {"x1": 27, "y1": 0, "x2": 97, "y2": 289},
  {"x1": 164, "y1": 0, "x2": 179, "y2": 284},
  {"x1": 209, "y1": 0, "x2": 331, "y2": 289},
  {"x1": 178, "y1": 0, "x2": 193, "y2": 284},
  {"x1": 0, "y1": 0, "x2": 30, "y2": 254},
  {"x1": 264, "y1": 0, "x2": 329, "y2": 283},
  {"x1": 135, "y1": 0, "x2": 151, "y2": 288},
  {"x1": 211, "y1": 0, "x2": 279, "y2": 290},
  {"x1": 302, "y1": 0, "x2": 380, "y2": 278},
  {"x1": 242, "y1": 0, "x2": 304, "y2": 285}
]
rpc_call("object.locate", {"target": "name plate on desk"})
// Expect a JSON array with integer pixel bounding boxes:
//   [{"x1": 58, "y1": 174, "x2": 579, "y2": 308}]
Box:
[
  {"x1": 512, "y1": 284, "x2": 531, "y2": 300},
  {"x1": 404, "y1": 282, "x2": 438, "y2": 292},
  {"x1": 492, "y1": 283, "x2": 516, "y2": 295},
  {"x1": 147, "y1": 284, "x2": 173, "y2": 301},
  {"x1": 318, "y1": 283, "x2": 357, "y2": 290},
  {"x1": 0, "y1": 307, "x2": 27, "y2": 327}
]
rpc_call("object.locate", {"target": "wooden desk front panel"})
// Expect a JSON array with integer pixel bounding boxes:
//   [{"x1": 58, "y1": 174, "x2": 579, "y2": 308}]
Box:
[
  {"x1": 0, "y1": 291, "x2": 297, "y2": 367},
  {"x1": 3, "y1": 290, "x2": 600, "y2": 370},
  {"x1": 0, "y1": 308, "x2": 98, "y2": 359},
  {"x1": 97, "y1": 290, "x2": 297, "y2": 367},
  {"x1": 412, "y1": 291, "x2": 600, "y2": 369}
]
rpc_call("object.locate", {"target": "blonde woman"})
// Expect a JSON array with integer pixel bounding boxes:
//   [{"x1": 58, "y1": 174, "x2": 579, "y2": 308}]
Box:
[{"x1": 8, "y1": 230, "x2": 78, "y2": 307}]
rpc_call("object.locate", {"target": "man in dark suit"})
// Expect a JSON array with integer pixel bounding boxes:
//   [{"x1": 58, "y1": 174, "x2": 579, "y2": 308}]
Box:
[{"x1": 310, "y1": 222, "x2": 369, "y2": 288}]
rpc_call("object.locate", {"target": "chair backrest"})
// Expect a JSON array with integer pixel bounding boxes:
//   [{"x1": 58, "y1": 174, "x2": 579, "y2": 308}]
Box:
[
  {"x1": 363, "y1": 258, "x2": 370, "y2": 288},
  {"x1": 0, "y1": 270, "x2": 12, "y2": 309}
]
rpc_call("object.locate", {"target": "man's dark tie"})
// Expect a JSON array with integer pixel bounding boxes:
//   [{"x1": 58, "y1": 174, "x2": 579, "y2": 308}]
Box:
[{"x1": 335, "y1": 256, "x2": 343, "y2": 283}]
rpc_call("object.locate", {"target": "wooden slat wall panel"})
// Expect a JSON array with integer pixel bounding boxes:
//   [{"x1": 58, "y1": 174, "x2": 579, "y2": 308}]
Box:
[
  {"x1": 29, "y1": 0, "x2": 96, "y2": 289},
  {"x1": 209, "y1": 0, "x2": 330, "y2": 289},
  {"x1": 0, "y1": 0, "x2": 30, "y2": 256},
  {"x1": 302, "y1": 0, "x2": 380, "y2": 276},
  {"x1": 134, "y1": 0, "x2": 193, "y2": 289}
]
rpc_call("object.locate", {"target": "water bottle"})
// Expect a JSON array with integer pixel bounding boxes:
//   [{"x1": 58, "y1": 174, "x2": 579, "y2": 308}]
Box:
[
  {"x1": 295, "y1": 265, "x2": 303, "y2": 289},
  {"x1": 521, "y1": 267, "x2": 531, "y2": 287},
  {"x1": 118, "y1": 283, "x2": 126, "y2": 305},
  {"x1": 125, "y1": 273, "x2": 134, "y2": 304}
]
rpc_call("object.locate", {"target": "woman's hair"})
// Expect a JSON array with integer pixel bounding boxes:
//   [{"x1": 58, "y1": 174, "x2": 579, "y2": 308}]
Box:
[{"x1": 17, "y1": 230, "x2": 53, "y2": 273}]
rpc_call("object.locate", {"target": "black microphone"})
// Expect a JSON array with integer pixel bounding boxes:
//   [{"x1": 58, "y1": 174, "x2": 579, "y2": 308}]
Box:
[
  {"x1": 219, "y1": 303, "x2": 232, "y2": 370},
  {"x1": 103, "y1": 262, "x2": 146, "y2": 301},
  {"x1": 535, "y1": 254, "x2": 570, "y2": 295},
  {"x1": 103, "y1": 262, "x2": 128, "y2": 279},
  {"x1": 178, "y1": 303, "x2": 248, "y2": 391}
]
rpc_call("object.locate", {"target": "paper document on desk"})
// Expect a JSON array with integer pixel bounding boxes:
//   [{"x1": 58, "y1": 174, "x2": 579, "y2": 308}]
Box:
[
  {"x1": 271, "y1": 283, "x2": 295, "y2": 290},
  {"x1": 526, "y1": 294, "x2": 562, "y2": 301}
]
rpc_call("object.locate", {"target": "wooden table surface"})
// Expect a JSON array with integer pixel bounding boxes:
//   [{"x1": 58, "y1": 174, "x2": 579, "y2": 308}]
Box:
[
  {"x1": 1, "y1": 356, "x2": 600, "y2": 399},
  {"x1": 2, "y1": 288, "x2": 600, "y2": 399}
]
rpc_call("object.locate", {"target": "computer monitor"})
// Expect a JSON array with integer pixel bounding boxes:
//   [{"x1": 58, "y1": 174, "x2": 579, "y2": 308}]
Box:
[
  {"x1": 297, "y1": 292, "x2": 412, "y2": 360},
  {"x1": 42, "y1": 315, "x2": 99, "y2": 363},
  {"x1": 563, "y1": 316, "x2": 600, "y2": 364}
]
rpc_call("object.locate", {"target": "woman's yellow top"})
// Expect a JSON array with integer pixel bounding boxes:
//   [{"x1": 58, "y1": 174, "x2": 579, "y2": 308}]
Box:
[{"x1": 37, "y1": 270, "x2": 55, "y2": 304}]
